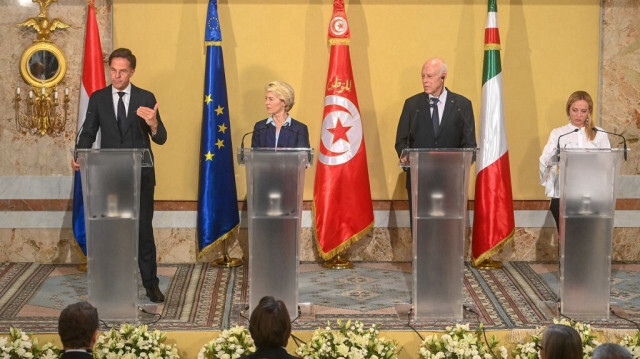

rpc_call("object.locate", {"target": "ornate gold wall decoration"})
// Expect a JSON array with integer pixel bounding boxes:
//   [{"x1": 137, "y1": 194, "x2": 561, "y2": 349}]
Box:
[{"x1": 14, "y1": 0, "x2": 70, "y2": 136}]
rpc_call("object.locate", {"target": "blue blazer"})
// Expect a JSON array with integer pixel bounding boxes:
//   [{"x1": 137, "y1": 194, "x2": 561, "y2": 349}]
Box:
[{"x1": 251, "y1": 118, "x2": 310, "y2": 148}]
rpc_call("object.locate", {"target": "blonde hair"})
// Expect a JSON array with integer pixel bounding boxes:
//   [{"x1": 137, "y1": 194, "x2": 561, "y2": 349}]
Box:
[
  {"x1": 566, "y1": 90, "x2": 595, "y2": 141},
  {"x1": 265, "y1": 81, "x2": 295, "y2": 112}
]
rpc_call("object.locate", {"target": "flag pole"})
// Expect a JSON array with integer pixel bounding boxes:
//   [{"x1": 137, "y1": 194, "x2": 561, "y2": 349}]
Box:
[
  {"x1": 323, "y1": 254, "x2": 353, "y2": 269},
  {"x1": 471, "y1": 0, "x2": 515, "y2": 269},
  {"x1": 213, "y1": 235, "x2": 242, "y2": 267}
]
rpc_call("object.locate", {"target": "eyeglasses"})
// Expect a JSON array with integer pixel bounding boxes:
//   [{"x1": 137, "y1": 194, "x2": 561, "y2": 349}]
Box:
[{"x1": 534, "y1": 342, "x2": 544, "y2": 352}]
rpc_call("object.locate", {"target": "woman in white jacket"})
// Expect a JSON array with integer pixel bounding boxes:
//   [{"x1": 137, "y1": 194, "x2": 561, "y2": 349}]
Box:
[{"x1": 539, "y1": 91, "x2": 610, "y2": 231}]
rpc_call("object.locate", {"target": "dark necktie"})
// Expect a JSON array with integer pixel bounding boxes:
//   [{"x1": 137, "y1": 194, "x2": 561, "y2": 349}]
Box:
[
  {"x1": 430, "y1": 97, "x2": 440, "y2": 136},
  {"x1": 117, "y1": 91, "x2": 127, "y2": 136}
]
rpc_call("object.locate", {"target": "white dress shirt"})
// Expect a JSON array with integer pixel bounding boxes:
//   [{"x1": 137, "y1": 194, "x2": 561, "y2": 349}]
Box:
[
  {"x1": 429, "y1": 88, "x2": 447, "y2": 125},
  {"x1": 539, "y1": 123, "x2": 611, "y2": 198},
  {"x1": 112, "y1": 83, "x2": 132, "y2": 118},
  {"x1": 266, "y1": 114, "x2": 292, "y2": 147}
]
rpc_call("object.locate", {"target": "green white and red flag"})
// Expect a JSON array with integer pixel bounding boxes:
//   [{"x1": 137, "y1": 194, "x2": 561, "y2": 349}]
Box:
[
  {"x1": 313, "y1": 0, "x2": 374, "y2": 260},
  {"x1": 472, "y1": 0, "x2": 515, "y2": 265}
]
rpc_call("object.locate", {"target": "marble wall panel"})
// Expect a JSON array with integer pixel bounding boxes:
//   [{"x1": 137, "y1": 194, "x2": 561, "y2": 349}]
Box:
[
  {"x1": 601, "y1": 0, "x2": 640, "y2": 175},
  {"x1": 0, "y1": 0, "x2": 112, "y2": 176},
  {"x1": 4, "y1": 225, "x2": 638, "y2": 264}
]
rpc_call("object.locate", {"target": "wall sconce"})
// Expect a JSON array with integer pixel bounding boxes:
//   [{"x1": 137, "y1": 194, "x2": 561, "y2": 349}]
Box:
[
  {"x1": 14, "y1": 85, "x2": 70, "y2": 136},
  {"x1": 15, "y1": 0, "x2": 70, "y2": 136}
]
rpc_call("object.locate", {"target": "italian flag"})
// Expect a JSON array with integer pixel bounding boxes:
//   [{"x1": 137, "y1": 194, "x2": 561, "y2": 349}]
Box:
[
  {"x1": 472, "y1": 0, "x2": 515, "y2": 266},
  {"x1": 72, "y1": 0, "x2": 106, "y2": 256}
]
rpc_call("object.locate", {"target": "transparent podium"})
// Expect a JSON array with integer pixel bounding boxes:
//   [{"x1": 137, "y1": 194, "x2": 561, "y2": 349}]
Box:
[
  {"x1": 401, "y1": 148, "x2": 475, "y2": 320},
  {"x1": 558, "y1": 148, "x2": 625, "y2": 320},
  {"x1": 238, "y1": 147, "x2": 313, "y2": 320},
  {"x1": 77, "y1": 148, "x2": 151, "y2": 322}
]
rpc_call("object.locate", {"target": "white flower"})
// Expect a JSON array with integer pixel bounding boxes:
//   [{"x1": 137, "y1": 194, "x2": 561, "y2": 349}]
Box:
[{"x1": 0, "y1": 328, "x2": 61, "y2": 358}]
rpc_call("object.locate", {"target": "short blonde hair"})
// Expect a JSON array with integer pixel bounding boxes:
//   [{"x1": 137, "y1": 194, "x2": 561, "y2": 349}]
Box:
[{"x1": 265, "y1": 81, "x2": 295, "y2": 112}]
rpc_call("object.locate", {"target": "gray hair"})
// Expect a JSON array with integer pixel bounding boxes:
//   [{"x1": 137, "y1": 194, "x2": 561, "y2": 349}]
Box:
[
  {"x1": 592, "y1": 344, "x2": 632, "y2": 359},
  {"x1": 265, "y1": 81, "x2": 295, "y2": 112}
]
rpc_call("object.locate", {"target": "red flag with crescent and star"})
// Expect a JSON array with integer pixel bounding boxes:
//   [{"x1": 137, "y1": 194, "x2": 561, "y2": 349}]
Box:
[{"x1": 313, "y1": 0, "x2": 374, "y2": 260}]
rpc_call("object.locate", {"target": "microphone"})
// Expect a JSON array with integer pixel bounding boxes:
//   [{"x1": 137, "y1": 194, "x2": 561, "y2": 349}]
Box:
[
  {"x1": 281, "y1": 124, "x2": 312, "y2": 163},
  {"x1": 592, "y1": 127, "x2": 627, "y2": 161},
  {"x1": 556, "y1": 128, "x2": 579, "y2": 161},
  {"x1": 74, "y1": 122, "x2": 84, "y2": 162},
  {"x1": 407, "y1": 109, "x2": 419, "y2": 149},
  {"x1": 240, "y1": 124, "x2": 268, "y2": 161}
]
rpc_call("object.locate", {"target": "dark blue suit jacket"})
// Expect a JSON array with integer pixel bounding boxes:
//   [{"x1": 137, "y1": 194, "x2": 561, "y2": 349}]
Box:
[
  {"x1": 77, "y1": 84, "x2": 167, "y2": 186},
  {"x1": 251, "y1": 118, "x2": 310, "y2": 148}
]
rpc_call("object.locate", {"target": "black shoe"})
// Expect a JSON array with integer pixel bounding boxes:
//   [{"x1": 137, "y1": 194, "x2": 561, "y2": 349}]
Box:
[{"x1": 145, "y1": 285, "x2": 165, "y2": 303}]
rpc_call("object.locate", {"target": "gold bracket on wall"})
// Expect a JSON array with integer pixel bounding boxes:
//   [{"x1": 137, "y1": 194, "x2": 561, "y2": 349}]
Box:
[{"x1": 14, "y1": 0, "x2": 70, "y2": 136}]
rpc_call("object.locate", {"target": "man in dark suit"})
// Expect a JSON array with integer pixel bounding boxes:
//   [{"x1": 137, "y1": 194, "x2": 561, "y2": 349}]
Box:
[
  {"x1": 73, "y1": 48, "x2": 167, "y2": 303},
  {"x1": 395, "y1": 57, "x2": 476, "y2": 217},
  {"x1": 58, "y1": 301, "x2": 98, "y2": 358}
]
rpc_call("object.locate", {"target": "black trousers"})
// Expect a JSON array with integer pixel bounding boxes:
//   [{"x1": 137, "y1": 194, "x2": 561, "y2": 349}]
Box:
[
  {"x1": 550, "y1": 197, "x2": 560, "y2": 233},
  {"x1": 406, "y1": 171, "x2": 413, "y2": 230},
  {"x1": 139, "y1": 180, "x2": 158, "y2": 288}
]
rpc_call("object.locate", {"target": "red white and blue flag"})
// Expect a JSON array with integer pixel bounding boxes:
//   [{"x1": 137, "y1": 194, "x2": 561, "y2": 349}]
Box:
[{"x1": 72, "y1": 1, "x2": 106, "y2": 256}]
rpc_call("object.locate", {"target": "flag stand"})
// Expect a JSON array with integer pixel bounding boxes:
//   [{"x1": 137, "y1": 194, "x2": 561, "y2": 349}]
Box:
[
  {"x1": 214, "y1": 239, "x2": 242, "y2": 267},
  {"x1": 323, "y1": 254, "x2": 353, "y2": 269},
  {"x1": 474, "y1": 259, "x2": 503, "y2": 270}
]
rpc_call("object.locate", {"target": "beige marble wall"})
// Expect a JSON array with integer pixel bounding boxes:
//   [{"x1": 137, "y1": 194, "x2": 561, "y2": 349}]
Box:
[
  {"x1": 0, "y1": 0, "x2": 112, "y2": 176},
  {"x1": 3, "y1": 226, "x2": 638, "y2": 264},
  {"x1": 601, "y1": 0, "x2": 640, "y2": 175}
]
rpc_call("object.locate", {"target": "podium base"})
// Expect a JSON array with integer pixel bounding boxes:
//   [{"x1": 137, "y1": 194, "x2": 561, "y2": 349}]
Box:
[
  {"x1": 323, "y1": 255, "x2": 353, "y2": 269},
  {"x1": 474, "y1": 259, "x2": 503, "y2": 270},
  {"x1": 214, "y1": 255, "x2": 243, "y2": 268}
]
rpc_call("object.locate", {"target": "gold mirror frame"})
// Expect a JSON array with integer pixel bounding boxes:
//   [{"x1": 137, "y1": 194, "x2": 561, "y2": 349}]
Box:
[{"x1": 20, "y1": 42, "x2": 67, "y2": 89}]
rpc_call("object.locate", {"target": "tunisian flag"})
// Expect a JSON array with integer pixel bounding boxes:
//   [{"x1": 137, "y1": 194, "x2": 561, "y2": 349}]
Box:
[
  {"x1": 313, "y1": 0, "x2": 374, "y2": 260},
  {"x1": 472, "y1": 0, "x2": 515, "y2": 266},
  {"x1": 72, "y1": 0, "x2": 106, "y2": 256}
]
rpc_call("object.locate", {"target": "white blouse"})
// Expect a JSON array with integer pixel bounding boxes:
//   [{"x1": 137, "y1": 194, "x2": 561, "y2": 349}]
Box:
[{"x1": 539, "y1": 123, "x2": 611, "y2": 198}]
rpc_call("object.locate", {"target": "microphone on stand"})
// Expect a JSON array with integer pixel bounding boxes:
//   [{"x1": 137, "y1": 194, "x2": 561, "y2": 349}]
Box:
[
  {"x1": 401, "y1": 110, "x2": 420, "y2": 168},
  {"x1": 406, "y1": 109, "x2": 419, "y2": 149},
  {"x1": 74, "y1": 122, "x2": 84, "y2": 162},
  {"x1": 281, "y1": 124, "x2": 312, "y2": 163},
  {"x1": 592, "y1": 127, "x2": 628, "y2": 161},
  {"x1": 556, "y1": 128, "x2": 579, "y2": 162},
  {"x1": 240, "y1": 124, "x2": 267, "y2": 161}
]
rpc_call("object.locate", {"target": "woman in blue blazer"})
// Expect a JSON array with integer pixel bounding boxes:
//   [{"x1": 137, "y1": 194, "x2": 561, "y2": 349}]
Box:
[{"x1": 251, "y1": 81, "x2": 310, "y2": 148}]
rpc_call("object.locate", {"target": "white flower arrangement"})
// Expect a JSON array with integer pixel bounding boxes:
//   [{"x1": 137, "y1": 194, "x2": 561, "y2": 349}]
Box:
[
  {"x1": 418, "y1": 323, "x2": 508, "y2": 359},
  {"x1": 93, "y1": 323, "x2": 180, "y2": 359},
  {"x1": 197, "y1": 325, "x2": 256, "y2": 359},
  {"x1": 619, "y1": 331, "x2": 640, "y2": 359},
  {"x1": 296, "y1": 320, "x2": 399, "y2": 359},
  {"x1": 0, "y1": 327, "x2": 60, "y2": 359},
  {"x1": 512, "y1": 318, "x2": 600, "y2": 359}
]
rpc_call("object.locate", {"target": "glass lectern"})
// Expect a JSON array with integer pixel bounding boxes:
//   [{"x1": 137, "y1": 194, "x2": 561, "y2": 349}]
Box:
[
  {"x1": 400, "y1": 148, "x2": 475, "y2": 320},
  {"x1": 238, "y1": 147, "x2": 312, "y2": 320},
  {"x1": 558, "y1": 148, "x2": 625, "y2": 320},
  {"x1": 77, "y1": 148, "x2": 151, "y2": 322}
]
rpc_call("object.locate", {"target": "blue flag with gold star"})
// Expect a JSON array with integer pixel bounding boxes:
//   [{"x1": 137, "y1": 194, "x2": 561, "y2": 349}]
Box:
[{"x1": 197, "y1": 0, "x2": 239, "y2": 256}]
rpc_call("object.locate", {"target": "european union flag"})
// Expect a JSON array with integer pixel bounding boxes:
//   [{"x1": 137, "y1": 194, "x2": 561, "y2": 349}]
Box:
[
  {"x1": 197, "y1": 0, "x2": 239, "y2": 256},
  {"x1": 72, "y1": 172, "x2": 87, "y2": 255}
]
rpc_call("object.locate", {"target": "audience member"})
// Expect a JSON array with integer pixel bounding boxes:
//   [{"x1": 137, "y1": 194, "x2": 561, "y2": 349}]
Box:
[
  {"x1": 539, "y1": 324, "x2": 583, "y2": 359},
  {"x1": 58, "y1": 301, "x2": 99, "y2": 359},
  {"x1": 592, "y1": 343, "x2": 633, "y2": 359},
  {"x1": 241, "y1": 296, "x2": 298, "y2": 359}
]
